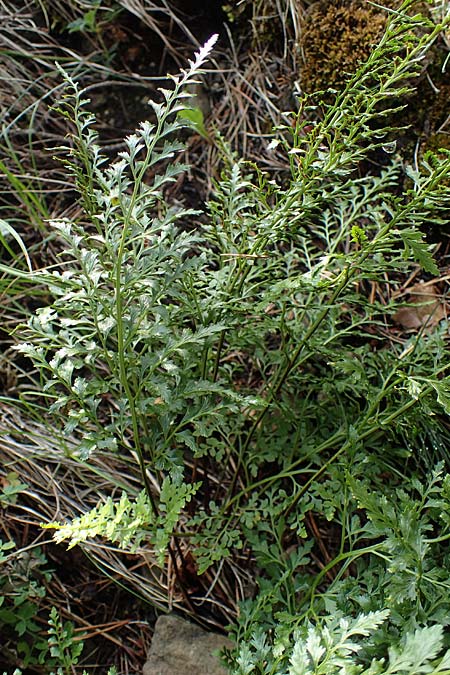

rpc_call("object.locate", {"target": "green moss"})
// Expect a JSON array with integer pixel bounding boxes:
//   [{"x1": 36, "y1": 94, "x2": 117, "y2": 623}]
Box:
[
  {"x1": 299, "y1": 0, "x2": 449, "y2": 168},
  {"x1": 300, "y1": 0, "x2": 392, "y2": 93},
  {"x1": 425, "y1": 132, "x2": 450, "y2": 154},
  {"x1": 426, "y1": 82, "x2": 450, "y2": 134},
  {"x1": 299, "y1": 0, "x2": 434, "y2": 95}
]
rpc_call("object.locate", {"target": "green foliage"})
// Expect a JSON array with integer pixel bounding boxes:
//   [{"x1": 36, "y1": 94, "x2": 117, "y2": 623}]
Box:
[
  {"x1": 0, "y1": 542, "x2": 50, "y2": 666},
  {"x1": 0, "y1": 603, "x2": 117, "y2": 675},
  {"x1": 47, "y1": 607, "x2": 84, "y2": 675},
  {"x1": 227, "y1": 611, "x2": 450, "y2": 675},
  {"x1": 0, "y1": 476, "x2": 52, "y2": 669},
  {"x1": 226, "y1": 467, "x2": 450, "y2": 673},
  {"x1": 177, "y1": 105, "x2": 209, "y2": 139},
  {"x1": 0, "y1": 482, "x2": 91, "y2": 674},
  {"x1": 0, "y1": 220, "x2": 32, "y2": 272},
  {"x1": 43, "y1": 478, "x2": 199, "y2": 565},
  {"x1": 66, "y1": 2, "x2": 104, "y2": 34},
  {"x1": 6, "y1": 2, "x2": 450, "y2": 673},
  {"x1": 16, "y1": 36, "x2": 234, "y2": 471}
]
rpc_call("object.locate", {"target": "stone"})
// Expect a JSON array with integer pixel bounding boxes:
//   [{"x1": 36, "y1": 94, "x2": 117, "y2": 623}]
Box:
[{"x1": 143, "y1": 614, "x2": 233, "y2": 675}]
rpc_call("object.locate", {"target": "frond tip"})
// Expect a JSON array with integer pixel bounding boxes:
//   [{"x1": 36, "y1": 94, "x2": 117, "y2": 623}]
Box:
[{"x1": 189, "y1": 34, "x2": 219, "y2": 70}]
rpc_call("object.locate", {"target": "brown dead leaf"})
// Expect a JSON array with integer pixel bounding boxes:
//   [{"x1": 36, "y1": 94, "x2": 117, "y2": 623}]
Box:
[{"x1": 393, "y1": 282, "x2": 446, "y2": 330}]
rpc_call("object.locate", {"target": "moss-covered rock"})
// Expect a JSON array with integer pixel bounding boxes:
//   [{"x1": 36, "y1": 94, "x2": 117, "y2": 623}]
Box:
[
  {"x1": 300, "y1": 0, "x2": 392, "y2": 93},
  {"x1": 299, "y1": 1, "x2": 449, "y2": 163},
  {"x1": 299, "y1": 0, "x2": 434, "y2": 95}
]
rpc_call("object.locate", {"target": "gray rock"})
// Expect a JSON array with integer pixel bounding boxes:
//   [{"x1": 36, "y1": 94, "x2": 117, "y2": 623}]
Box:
[{"x1": 143, "y1": 614, "x2": 233, "y2": 675}]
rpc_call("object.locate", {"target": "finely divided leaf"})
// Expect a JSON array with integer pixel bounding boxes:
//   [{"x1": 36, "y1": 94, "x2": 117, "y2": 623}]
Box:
[{"x1": 396, "y1": 228, "x2": 439, "y2": 275}]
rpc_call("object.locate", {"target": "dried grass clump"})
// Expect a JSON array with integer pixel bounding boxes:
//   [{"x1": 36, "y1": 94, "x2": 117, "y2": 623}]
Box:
[
  {"x1": 223, "y1": 0, "x2": 302, "y2": 48},
  {"x1": 199, "y1": 1, "x2": 302, "y2": 182}
]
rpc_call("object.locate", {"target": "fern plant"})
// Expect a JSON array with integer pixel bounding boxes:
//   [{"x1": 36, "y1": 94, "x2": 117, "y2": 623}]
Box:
[
  {"x1": 226, "y1": 464, "x2": 450, "y2": 674},
  {"x1": 10, "y1": 0, "x2": 450, "y2": 650},
  {"x1": 15, "y1": 34, "x2": 241, "y2": 551},
  {"x1": 226, "y1": 610, "x2": 450, "y2": 675}
]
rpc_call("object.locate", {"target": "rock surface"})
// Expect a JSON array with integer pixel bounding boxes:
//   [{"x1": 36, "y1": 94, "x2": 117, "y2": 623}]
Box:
[{"x1": 143, "y1": 614, "x2": 233, "y2": 675}]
